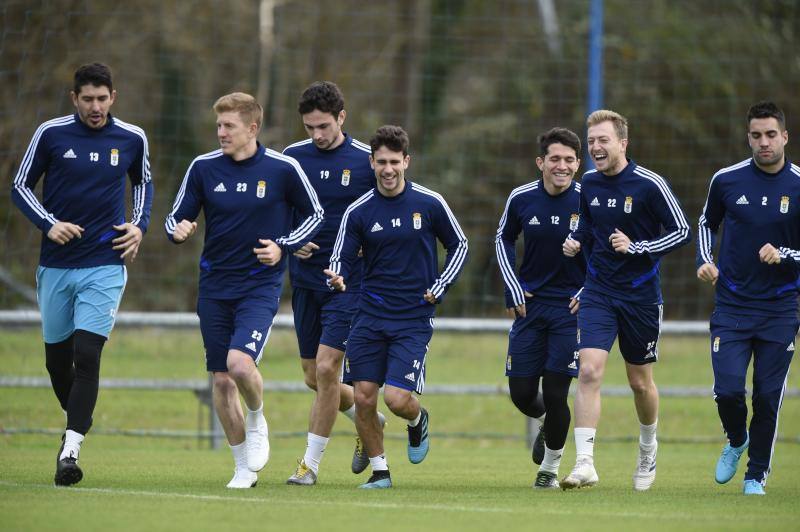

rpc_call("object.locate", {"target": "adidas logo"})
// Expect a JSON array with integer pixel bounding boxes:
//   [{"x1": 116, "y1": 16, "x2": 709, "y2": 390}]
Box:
[
  {"x1": 529, "y1": 216, "x2": 540, "y2": 225},
  {"x1": 568, "y1": 361, "x2": 577, "y2": 369},
  {"x1": 404, "y1": 372, "x2": 415, "y2": 382},
  {"x1": 644, "y1": 351, "x2": 656, "y2": 359},
  {"x1": 245, "y1": 341, "x2": 256, "y2": 351},
  {"x1": 214, "y1": 182, "x2": 227, "y2": 192},
  {"x1": 736, "y1": 195, "x2": 749, "y2": 205},
  {"x1": 370, "y1": 222, "x2": 383, "y2": 232},
  {"x1": 62, "y1": 149, "x2": 77, "y2": 159},
  {"x1": 590, "y1": 197, "x2": 600, "y2": 206},
  {"x1": 586, "y1": 437, "x2": 594, "y2": 443},
  {"x1": 788, "y1": 342, "x2": 795, "y2": 351}
]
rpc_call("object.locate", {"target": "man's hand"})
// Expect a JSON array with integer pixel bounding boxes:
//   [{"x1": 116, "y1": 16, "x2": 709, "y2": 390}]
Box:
[
  {"x1": 563, "y1": 237, "x2": 581, "y2": 257},
  {"x1": 569, "y1": 296, "x2": 580, "y2": 314},
  {"x1": 424, "y1": 290, "x2": 438, "y2": 304},
  {"x1": 47, "y1": 221, "x2": 84, "y2": 245},
  {"x1": 293, "y1": 241, "x2": 319, "y2": 260},
  {"x1": 112, "y1": 223, "x2": 143, "y2": 261},
  {"x1": 324, "y1": 268, "x2": 346, "y2": 291},
  {"x1": 172, "y1": 220, "x2": 197, "y2": 243},
  {"x1": 759, "y1": 243, "x2": 781, "y2": 265},
  {"x1": 506, "y1": 291, "x2": 533, "y2": 318},
  {"x1": 609, "y1": 228, "x2": 631, "y2": 254},
  {"x1": 254, "y1": 239, "x2": 283, "y2": 266},
  {"x1": 697, "y1": 262, "x2": 719, "y2": 285}
]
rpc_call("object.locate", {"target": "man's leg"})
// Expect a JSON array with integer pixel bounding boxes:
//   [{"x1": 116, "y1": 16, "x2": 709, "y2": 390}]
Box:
[
  {"x1": 617, "y1": 300, "x2": 663, "y2": 491},
  {"x1": 560, "y1": 347, "x2": 607, "y2": 489},
  {"x1": 626, "y1": 362, "x2": 660, "y2": 491},
  {"x1": 744, "y1": 325, "x2": 796, "y2": 493},
  {"x1": 506, "y1": 307, "x2": 547, "y2": 464},
  {"x1": 535, "y1": 371, "x2": 572, "y2": 489},
  {"x1": 354, "y1": 380, "x2": 391, "y2": 488},
  {"x1": 626, "y1": 362, "x2": 659, "y2": 425},
  {"x1": 212, "y1": 370, "x2": 256, "y2": 489},
  {"x1": 227, "y1": 349, "x2": 269, "y2": 473},
  {"x1": 709, "y1": 311, "x2": 752, "y2": 485},
  {"x1": 53, "y1": 265, "x2": 124, "y2": 487},
  {"x1": 508, "y1": 376, "x2": 546, "y2": 464},
  {"x1": 45, "y1": 335, "x2": 75, "y2": 413},
  {"x1": 289, "y1": 344, "x2": 344, "y2": 484},
  {"x1": 301, "y1": 358, "x2": 317, "y2": 391}
]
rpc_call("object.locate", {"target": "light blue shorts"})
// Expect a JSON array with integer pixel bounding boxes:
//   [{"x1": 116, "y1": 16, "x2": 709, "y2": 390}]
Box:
[{"x1": 36, "y1": 265, "x2": 127, "y2": 343}]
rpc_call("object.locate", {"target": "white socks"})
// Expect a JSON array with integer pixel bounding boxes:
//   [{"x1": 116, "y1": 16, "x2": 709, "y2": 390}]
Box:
[
  {"x1": 246, "y1": 403, "x2": 264, "y2": 426},
  {"x1": 230, "y1": 440, "x2": 248, "y2": 470},
  {"x1": 343, "y1": 405, "x2": 387, "y2": 429},
  {"x1": 408, "y1": 410, "x2": 422, "y2": 428},
  {"x1": 303, "y1": 433, "x2": 329, "y2": 474},
  {"x1": 640, "y1": 420, "x2": 658, "y2": 448},
  {"x1": 60, "y1": 429, "x2": 84, "y2": 460},
  {"x1": 369, "y1": 454, "x2": 388, "y2": 472},
  {"x1": 540, "y1": 445, "x2": 564, "y2": 474},
  {"x1": 341, "y1": 405, "x2": 356, "y2": 421},
  {"x1": 574, "y1": 427, "x2": 596, "y2": 460}
]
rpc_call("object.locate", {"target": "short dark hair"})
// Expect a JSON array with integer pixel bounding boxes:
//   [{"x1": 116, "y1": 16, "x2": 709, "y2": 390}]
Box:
[
  {"x1": 370, "y1": 125, "x2": 409, "y2": 156},
  {"x1": 538, "y1": 127, "x2": 581, "y2": 158},
  {"x1": 747, "y1": 101, "x2": 786, "y2": 130},
  {"x1": 73, "y1": 63, "x2": 113, "y2": 94},
  {"x1": 298, "y1": 81, "x2": 345, "y2": 116}
]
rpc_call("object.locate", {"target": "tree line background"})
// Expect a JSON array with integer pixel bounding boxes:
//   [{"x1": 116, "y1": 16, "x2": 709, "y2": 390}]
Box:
[{"x1": 1, "y1": 0, "x2": 798, "y2": 319}]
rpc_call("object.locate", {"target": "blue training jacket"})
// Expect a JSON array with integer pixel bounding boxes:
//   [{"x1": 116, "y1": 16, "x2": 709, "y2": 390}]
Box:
[
  {"x1": 570, "y1": 160, "x2": 691, "y2": 305},
  {"x1": 12, "y1": 113, "x2": 153, "y2": 268},
  {"x1": 283, "y1": 134, "x2": 373, "y2": 292},
  {"x1": 697, "y1": 158, "x2": 800, "y2": 317},
  {"x1": 496, "y1": 179, "x2": 586, "y2": 309},
  {"x1": 165, "y1": 144, "x2": 323, "y2": 299},
  {"x1": 329, "y1": 180, "x2": 468, "y2": 319}
]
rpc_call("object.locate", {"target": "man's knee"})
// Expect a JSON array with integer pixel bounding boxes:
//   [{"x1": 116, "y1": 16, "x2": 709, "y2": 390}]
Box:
[
  {"x1": 212, "y1": 371, "x2": 238, "y2": 397},
  {"x1": 316, "y1": 347, "x2": 343, "y2": 385},
  {"x1": 227, "y1": 350, "x2": 256, "y2": 381},
  {"x1": 383, "y1": 387, "x2": 412, "y2": 415},
  {"x1": 301, "y1": 359, "x2": 318, "y2": 390},
  {"x1": 354, "y1": 385, "x2": 378, "y2": 411},
  {"x1": 628, "y1": 372, "x2": 656, "y2": 396},
  {"x1": 72, "y1": 330, "x2": 105, "y2": 379}
]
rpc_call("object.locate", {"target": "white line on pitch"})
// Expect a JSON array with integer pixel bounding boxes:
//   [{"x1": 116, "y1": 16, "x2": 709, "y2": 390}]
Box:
[{"x1": 0, "y1": 480, "x2": 782, "y2": 522}]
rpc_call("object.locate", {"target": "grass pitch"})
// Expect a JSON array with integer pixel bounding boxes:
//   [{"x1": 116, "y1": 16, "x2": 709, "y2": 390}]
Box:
[{"x1": 1, "y1": 327, "x2": 798, "y2": 531}]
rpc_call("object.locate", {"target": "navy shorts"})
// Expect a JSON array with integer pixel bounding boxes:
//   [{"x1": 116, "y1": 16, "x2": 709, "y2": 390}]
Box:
[
  {"x1": 291, "y1": 287, "x2": 359, "y2": 358},
  {"x1": 506, "y1": 298, "x2": 578, "y2": 378},
  {"x1": 577, "y1": 289, "x2": 662, "y2": 365},
  {"x1": 343, "y1": 313, "x2": 433, "y2": 393},
  {"x1": 197, "y1": 288, "x2": 281, "y2": 372},
  {"x1": 710, "y1": 310, "x2": 798, "y2": 396}
]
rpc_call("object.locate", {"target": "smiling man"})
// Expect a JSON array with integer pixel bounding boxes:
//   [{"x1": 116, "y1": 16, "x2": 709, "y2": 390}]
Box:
[
  {"x1": 165, "y1": 92, "x2": 323, "y2": 488},
  {"x1": 11, "y1": 63, "x2": 153, "y2": 486},
  {"x1": 282, "y1": 82, "x2": 383, "y2": 486},
  {"x1": 495, "y1": 127, "x2": 585, "y2": 489},
  {"x1": 326, "y1": 125, "x2": 468, "y2": 489},
  {"x1": 561, "y1": 110, "x2": 691, "y2": 491},
  {"x1": 697, "y1": 101, "x2": 800, "y2": 496}
]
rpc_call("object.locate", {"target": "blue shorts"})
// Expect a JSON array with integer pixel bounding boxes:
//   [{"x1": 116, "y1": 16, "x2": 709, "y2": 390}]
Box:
[
  {"x1": 291, "y1": 287, "x2": 358, "y2": 358},
  {"x1": 343, "y1": 313, "x2": 433, "y2": 393},
  {"x1": 710, "y1": 311, "x2": 798, "y2": 396},
  {"x1": 197, "y1": 288, "x2": 281, "y2": 372},
  {"x1": 577, "y1": 289, "x2": 662, "y2": 365},
  {"x1": 36, "y1": 265, "x2": 127, "y2": 343},
  {"x1": 506, "y1": 298, "x2": 579, "y2": 378}
]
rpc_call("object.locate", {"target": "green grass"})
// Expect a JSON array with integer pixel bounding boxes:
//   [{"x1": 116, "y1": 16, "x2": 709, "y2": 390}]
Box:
[{"x1": 1, "y1": 327, "x2": 799, "y2": 531}]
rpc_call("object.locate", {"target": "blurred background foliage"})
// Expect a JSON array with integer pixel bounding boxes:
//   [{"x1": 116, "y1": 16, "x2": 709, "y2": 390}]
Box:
[{"x1": 1, "y1": 0, "x2": 798, "y2": 318}]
